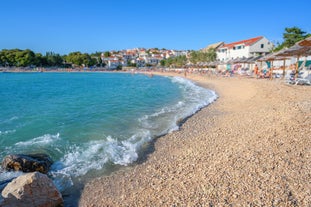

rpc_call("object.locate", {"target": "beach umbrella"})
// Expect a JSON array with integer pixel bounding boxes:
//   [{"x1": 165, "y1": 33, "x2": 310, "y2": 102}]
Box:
[{"x1": 275, "y1": 37, "x2": 311, "y2": 77}]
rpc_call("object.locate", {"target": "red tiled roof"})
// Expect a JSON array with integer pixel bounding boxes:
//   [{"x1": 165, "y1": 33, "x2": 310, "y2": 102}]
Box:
[
  {"x1": 109, "y1": 60, "x2": 120, "y2": 63},
  {"x1": 221, "y1": 36, "x2": 263, "y2": 49}
]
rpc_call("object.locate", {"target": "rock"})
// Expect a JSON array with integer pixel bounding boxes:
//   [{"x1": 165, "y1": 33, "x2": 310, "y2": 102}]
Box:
[
  {"x1": 0, "y1": 172, "x2": 63, "y2": 207},
  {"x1": 1, "y1": 154, "x2": 53, "y2": 174},
  {"x1": 0, "y1": 178, "x2": 14, "y2": 193}
]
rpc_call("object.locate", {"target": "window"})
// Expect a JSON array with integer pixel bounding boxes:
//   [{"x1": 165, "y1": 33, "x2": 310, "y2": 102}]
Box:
[{"x1": 261, "y1": 44, "x2": 264, "y2": 48}]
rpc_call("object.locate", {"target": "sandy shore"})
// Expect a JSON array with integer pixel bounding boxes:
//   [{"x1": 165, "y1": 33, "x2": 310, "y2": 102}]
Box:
[{"x1": 79, "y1": 72, "x2": 311, "y2": 206}]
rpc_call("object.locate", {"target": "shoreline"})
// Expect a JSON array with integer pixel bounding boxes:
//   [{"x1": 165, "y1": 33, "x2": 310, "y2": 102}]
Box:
[{"x1": 79, "y1": 72, "x2": 311, "y2": 206}]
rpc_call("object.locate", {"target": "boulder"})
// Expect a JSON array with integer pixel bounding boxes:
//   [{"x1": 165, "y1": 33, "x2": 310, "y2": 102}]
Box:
[
  {"x1": 0, "y1": 178, "x2": 14, "y2": 193},
  {"x1": 1, "y1": 154, "x2": 53, "y2": 174},
  {"x1": 0, "y1": 172, "x2": 63, "y2": 207}
]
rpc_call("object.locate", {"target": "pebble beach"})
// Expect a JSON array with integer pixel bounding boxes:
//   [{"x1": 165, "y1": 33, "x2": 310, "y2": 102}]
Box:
[{"x1": 79, "y1": 73, "x2": 311, "y2": 206}]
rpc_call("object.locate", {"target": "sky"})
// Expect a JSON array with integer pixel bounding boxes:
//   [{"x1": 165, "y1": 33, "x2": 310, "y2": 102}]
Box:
[{"x1": 1, "y1": 0, "x2": 310, "y2": 54}]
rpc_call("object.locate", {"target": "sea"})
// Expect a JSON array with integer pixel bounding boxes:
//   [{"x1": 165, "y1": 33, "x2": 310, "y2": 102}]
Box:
[{"x1": 0, "y1": 72, "x2": 217, "y2": 204}]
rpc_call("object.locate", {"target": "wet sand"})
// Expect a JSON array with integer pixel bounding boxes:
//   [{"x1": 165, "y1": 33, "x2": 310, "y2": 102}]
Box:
[{"x1": 79, "y1": 72, "x2": 311, "y2": 206}]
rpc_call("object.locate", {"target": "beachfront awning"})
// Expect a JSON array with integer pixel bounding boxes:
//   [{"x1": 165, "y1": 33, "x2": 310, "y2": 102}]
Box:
[
  {"x1": 247, "y1": 55, "x2": 263, "y2": 63},
  {"x1": 275, "y1": 37, "x2": 311, "y2": 57},
  {"x1": 297, "y1": 36, "x2": 311, "y2": 47},
  {"x1": 259, "y1": 49, "x2": 290, "y2": 61},
  {"x1": 276, "y1": 45, "x2": 311, "y2": 57},
  {"x1": 272, "y1": 37, "x2": 311, "y2": 78}
]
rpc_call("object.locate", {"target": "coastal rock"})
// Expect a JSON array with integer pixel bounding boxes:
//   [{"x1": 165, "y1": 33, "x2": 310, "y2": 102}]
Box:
[
  {"x1": 1, "y1": 154, "x2": 53, "y2": 174},
  {"x1": 0, "y1": 172, "x2": 63, "y2": 207},
  {"x1": 0, "y1": 178, "x2": 14, "y2": 193}
]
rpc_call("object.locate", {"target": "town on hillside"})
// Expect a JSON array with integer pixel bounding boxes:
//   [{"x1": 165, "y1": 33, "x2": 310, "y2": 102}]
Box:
[
  {"x1": 100, "y1": 48, "x2": 189, "y2": 69},
  {"x1": 1, "y1": 32, "x2": 311, "y2": 85}
]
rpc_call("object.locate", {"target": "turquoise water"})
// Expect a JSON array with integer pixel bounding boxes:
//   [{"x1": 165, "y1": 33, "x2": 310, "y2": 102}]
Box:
[{"x1": 0, "y1": 72, "x2": 217, "y2": 193}]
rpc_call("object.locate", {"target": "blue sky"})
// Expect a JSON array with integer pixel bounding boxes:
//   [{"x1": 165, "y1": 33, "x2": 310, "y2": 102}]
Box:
[{"x1": 1, "y1": 0, "x2": 310, "y2": 54}]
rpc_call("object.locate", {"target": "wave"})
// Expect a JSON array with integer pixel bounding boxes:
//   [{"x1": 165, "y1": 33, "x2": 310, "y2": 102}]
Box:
[
  {"x1": 139, "y1": 76, "x2": 217, "y2": 135},
  {"x1": 50, "y1": 131, "x2": 151, "y2": 191},
  {"x1": 0, "y1": 170, "x2": 24, "y2": 184},
  {"x1": 0, "y1": 116, "x2": 18, "y2": 124},
  {"x1": 0, "y1": 129, "x2": 16, "y2": 136},
  {"x1": 15, "y1": 133, "x2": 60, "y2": 146}
]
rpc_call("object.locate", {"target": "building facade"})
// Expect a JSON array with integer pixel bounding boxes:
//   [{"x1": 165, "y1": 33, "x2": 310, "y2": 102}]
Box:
[{"x1": 217, "y1": 36, "x2": 273, "y2": 61}]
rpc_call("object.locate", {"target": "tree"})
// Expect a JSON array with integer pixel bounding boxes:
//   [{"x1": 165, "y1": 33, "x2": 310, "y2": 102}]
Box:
[
  {"x1": 65, "y1": 52, "x2": 97, "y2": 67},
  {"x1": 189, "y1": 49, "x2": 216, "y2": 64},
  {"x1": 161, "y1": 55, "x2": 187, "y2": 68},
  {"x1": 283, "y1": 27, "x2": 308, "y2": 48},
  {"x1": 0, "y1": 49, "x2": 37, "y2": 67},
  {"x1": 91, "y1": 52, "x2": 104, "y2": 67},
  {"x1": 35, "y1": 53, "x2": 47, "y2": 66},
  {"x1": 206, "y1": 48, "x2": 217, "y2": 62},
  {"x1": 274, "y1": 27, "x2": 311, "y2": 51},
  {"x1": 116, "y1": 65, "x2": 122, "y2": 70},
  {"x1": 103, "y1": 51, "x2": 111, "y2": 57},
  {"x1": 44, "y1": 52, "x2": 63, "y2": 66}
]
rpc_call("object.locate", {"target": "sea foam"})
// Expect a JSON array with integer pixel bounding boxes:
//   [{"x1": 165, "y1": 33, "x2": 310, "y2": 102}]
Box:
[
  {"x1": 0, "y1": 130, "x2": 16, "y2": 136},
  {"x1": 15, "y1": 133, "x2": 60, "y2": 146}
]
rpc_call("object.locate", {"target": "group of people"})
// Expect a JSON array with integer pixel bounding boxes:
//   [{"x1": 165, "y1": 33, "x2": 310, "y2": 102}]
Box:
[{"x1": 254, "y1": 64, "x2": 272, "y2": 79}]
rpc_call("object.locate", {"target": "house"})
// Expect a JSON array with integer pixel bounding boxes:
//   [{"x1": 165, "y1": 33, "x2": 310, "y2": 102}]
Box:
[
  {"x1": 165, "y1": 50, "x2": 174, "y2": 59},
  {"x1": 145, "y1": 54, "x2": 163, "y2": 66},
  {"x1": 217, "y1": 36, "x2": 273, "y2": 62},
  {"x1": 201, "y1": 42, "x2": 224, "y2": 53},
  {"x1": 171, "y1": 50, "x2": 187, "y2": 57},
  {"x1": 107, "y1": 59, "x2": 122, "y2": 69},
  {"x1": 138, "y1": 49, "x2": 148, "y2": 58},
  {"x1": 136, "y1": 58, "x2": 145, "y2": 67}
]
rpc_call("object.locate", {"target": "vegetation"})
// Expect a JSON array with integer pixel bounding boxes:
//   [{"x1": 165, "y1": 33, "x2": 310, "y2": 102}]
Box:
[
  {"x1": 0, "y1": 49, "x2": 103, "y2": 68},
  {"x1": 189, "y1": 48, "x2": 216, "y2": 64},
  {"x1": 127, "y1": 61, "x2": 137, "y2": 67},
  {"x1": 43, "y1": 52, "x2": 63, "y2": 66},
  {"x1": 273, "y1": 27, "x2": 311, "y2": 52},
  {"x1": 160, "y1": 55, "x2": 187, "y2": 68},
  {"x1": 103, "y1": 51, "x2": 111, "y2": 57},
  {"x1": 160, "y1": 48, "x2": 216, "y2": 68},
  {"x1": 65, "y1": 52, "x2": 97, "y2": 67},
  {"x1": 0, "y1": 49, "x2": 36, "y2": 67}
]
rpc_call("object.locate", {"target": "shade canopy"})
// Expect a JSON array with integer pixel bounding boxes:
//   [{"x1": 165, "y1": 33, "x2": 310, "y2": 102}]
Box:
[
  {"x1": 275, "y1": 37, "x2": 311, "y2": 57},
  {"x1": 258, "y1": 49, "x2": 290, "y2": 61},
  {"x1": 297, "y1": 36, "x2": 311, "y2": 47}
]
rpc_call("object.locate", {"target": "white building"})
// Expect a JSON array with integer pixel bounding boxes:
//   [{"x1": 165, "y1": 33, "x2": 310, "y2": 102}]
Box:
[
  {"x1": 136, "y1": 58, "x2": 145, "y2": 67},
  {"x1": 107, "y1": 59, "x2": 122, "y2": 69},
  {"x1": 171, "y1": 50, "x2": 188, "y2": 57},
  {"x1": 144, "y1": 55, "x2": 162, "y2": 66},
  {"x1": 217, "y1": 36, "x2": 273, "y2": 62}
]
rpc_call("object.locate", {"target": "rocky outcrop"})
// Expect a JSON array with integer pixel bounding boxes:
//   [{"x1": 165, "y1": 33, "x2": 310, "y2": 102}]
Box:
[
  {"x1": 1, "y1": 153, "x2": 53, "y2": 174},
  {"x1": 0, "y1": 172, "x2": 63, "y2": 207}
]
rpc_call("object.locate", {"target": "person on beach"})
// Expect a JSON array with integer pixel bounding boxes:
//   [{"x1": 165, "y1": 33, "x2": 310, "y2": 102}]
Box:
[{"x1": 254, "y1": 64, "x2": 259, "y2": 78}]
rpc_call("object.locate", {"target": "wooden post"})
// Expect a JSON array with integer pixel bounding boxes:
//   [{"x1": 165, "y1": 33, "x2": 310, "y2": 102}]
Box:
[
  {"x1": 282, "y1": 59, "x2": 286, "y2": 79},
  {"x1": 260, "y1": 61, "x2": 263, "y2": 75},
  {"x1": 270, "y1": 61, "x2": 273, "y2": 80}
]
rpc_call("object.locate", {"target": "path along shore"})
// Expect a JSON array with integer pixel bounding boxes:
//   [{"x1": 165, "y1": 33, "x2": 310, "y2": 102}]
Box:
[{"x1": 79, "y1": 72, "x2": 311, "y2": 206}]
